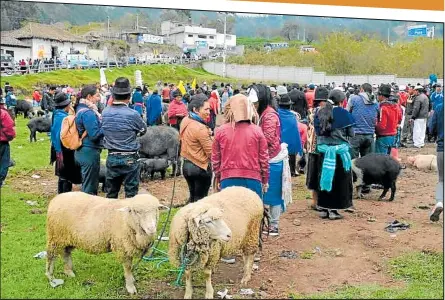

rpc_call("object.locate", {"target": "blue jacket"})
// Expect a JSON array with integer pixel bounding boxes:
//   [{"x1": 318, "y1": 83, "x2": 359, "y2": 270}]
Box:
[
  {"x1": 51, "y1": 109, "x2": 69, "y2": 153},
  {"x1": 430, "y1": 103, "x2": 444, "y2": 152},
  {"x1": 430, "y1": 91, "x2": 444, "y2": 111},
  {"x1": 102, "y1": 104, "x2": 147, "y2": 152},
  {"x1": 348, "y1": 93, "x2": 379, "y2": 135},
  {"x1": 146, "y1": 93, "x2": 163, "y2": 126},
  {"x1": 75, "y1": 104, "x2": 103, "y2": 149},
  {"x1": 5, "y1": 92, "x2": 17, "y2": 107},
  {"x1": 278, "y1": 108, "x2": 302, "y2": 155}
]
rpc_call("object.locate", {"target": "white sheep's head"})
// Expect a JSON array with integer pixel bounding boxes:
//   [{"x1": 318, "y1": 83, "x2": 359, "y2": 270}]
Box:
[
  {"x1": 117, "y1": 206, "x2": 159, "y2": 236},
  {"x1": 188, "y1": 207, "x2": 232, "y2": 245}
]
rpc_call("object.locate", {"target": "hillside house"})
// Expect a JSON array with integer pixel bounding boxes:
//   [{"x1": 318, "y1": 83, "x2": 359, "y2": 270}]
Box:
[{"x1": 1, "y1": 22, "x2": 90, "y2": 62}]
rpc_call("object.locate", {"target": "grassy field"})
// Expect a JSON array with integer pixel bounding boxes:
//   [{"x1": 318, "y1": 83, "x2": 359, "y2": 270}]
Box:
[
  {"x1": 1, "y1": 118, "x2": 443, "y2": 299},
  {"x1": 0, "y1": 65, "x2": 231, "y2": 97}
]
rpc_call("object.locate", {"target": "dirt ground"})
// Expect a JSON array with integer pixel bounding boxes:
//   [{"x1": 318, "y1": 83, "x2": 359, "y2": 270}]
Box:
[{"x1": 10, "y1": 144, "x2": 443, "y2": 299}]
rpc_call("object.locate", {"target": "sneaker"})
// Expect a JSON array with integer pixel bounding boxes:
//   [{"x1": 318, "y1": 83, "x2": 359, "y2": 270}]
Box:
[
  {"x1": 220, "y1": 256, "x2": 236, "y2": 264},
  {"x1": 344, "y1": 206, "x2": 356, "y2": 213},
  {"x1": 319, "y1": 210, "x2": 329, "y2": 219},
  {"x1": 254, "y1": 254, "x2": 261, "y2": 262},
  {"x1": 269, "y1": 227, "x2": 279, "y2": 236},
  {"x1": 429, "y1": 202, "x2": 443, "y2": 222}
]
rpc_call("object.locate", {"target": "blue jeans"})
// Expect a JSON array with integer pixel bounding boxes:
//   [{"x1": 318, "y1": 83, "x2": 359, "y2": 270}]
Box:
[
  {"x1": 220, "y1": 178, "x2": 262, "y2": 198},
  {"x1": 375, "y1": 136, "x2": 395, "y2": 155},
  {"x1": 0, "y1": 142, "x2": 10, "y2": 187},
  {"x1": 75, "y1": 146, "x2": 101, "y2": 195},
  {"x1": 106, "y1": 153, "x2": 141, "y2": 199}
]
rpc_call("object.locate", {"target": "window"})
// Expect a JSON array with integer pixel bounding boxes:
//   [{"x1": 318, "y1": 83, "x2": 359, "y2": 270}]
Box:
[
  {"x1": 188, "y1": 34, "x2": 193, "y2": 37},
  {"x1": 209, "y1": 36, "x2": 215, "y2": 39},
  {"x1": 197, "y1": 35, "x2": 206, "y2": 39},
  {"x1": 226, "y1": 35, "x2": 232, "y2": 40}
]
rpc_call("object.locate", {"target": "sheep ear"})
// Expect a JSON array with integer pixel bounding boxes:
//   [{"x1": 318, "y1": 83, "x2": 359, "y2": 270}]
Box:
[{"x1": 117, "y1": 207, "x2": 131, "y2": 212}]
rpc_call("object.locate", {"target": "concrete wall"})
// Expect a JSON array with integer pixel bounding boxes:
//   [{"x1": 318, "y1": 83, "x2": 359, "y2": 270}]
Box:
[
  {"x1": 0, "y1": 46, "x2": 31, "y2": 62},
  {"x1": 203, "y1": 61, "x2": 444, "y2": 86},
  {"x1": 29, "y1": 38, "x2": 88, "y2": 60}
]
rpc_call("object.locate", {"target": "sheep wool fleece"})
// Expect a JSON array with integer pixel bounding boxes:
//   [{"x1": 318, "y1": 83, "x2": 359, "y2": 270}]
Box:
[
  {"x1": 168, "y1": 186, "x2": 264, "y2": 271},
  {"x1": 46, "y1": 192, "x2": 159, "y2": 260}
]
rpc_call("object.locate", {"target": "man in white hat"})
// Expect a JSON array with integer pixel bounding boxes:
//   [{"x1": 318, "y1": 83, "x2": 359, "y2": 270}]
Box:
[{"x1": 410, "y1": 85, "x2": 430, "y2": 148}]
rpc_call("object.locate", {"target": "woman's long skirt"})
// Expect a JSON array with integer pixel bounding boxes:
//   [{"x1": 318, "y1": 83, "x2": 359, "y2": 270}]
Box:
[{"x1": 316, "y1": 153, "x2": 353, "y2": 210}]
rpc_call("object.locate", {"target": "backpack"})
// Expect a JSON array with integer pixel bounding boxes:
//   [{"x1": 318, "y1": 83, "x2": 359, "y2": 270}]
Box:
[{"x1": 60, "y1": 108, "x2": 88, "y2": 150}]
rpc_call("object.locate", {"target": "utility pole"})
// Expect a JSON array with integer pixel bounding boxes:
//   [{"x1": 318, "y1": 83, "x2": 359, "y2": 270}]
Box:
[
  {"x1": 107, "y1": 16, "x2": 110, "y2": 35},
  {"x1": 222, "y1": 13, "x2": 227, "y2": 78},
  {"x1": 136, "y1": 14, "x2": 139, "y2": 31},
  {"x1": 387, "y1": 27, "x2": 390, "y2": 45}
]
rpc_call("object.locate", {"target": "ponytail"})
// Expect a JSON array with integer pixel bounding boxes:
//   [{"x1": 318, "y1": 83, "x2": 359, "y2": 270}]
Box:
[{"x1": 317, "y1": 101, "x2": 334, "y2": 135}]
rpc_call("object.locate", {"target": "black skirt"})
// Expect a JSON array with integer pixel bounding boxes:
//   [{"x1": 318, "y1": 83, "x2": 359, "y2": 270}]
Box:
[
  {"x1": 305, "y1": 152, "x2": 320, "y2": 190},
  {"x1": 316, "y1": 153, "x2": 353, "y2": 210},
  {"x1": 51, "y1": 145, "x2": 82, "y2": 184}
]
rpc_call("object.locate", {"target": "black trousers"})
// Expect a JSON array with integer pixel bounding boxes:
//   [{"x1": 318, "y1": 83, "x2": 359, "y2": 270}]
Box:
[
  {"x1": 289, "y1": 154, "x2": 297, "y2": 176},
  {"x1": 182, "y1": 160, "x2": 212, "y2": 203},
  {"x1": 57, "y1": 178, "x2": 73, "y2": 194}
]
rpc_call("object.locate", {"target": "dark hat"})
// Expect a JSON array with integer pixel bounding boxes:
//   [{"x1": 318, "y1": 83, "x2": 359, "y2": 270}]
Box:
[
  {"x1": 314, "y1": 87, "x2": 329, "y2": 101},
  {"x1": 278, "y1": 94, "x2": 292, "y2": 106},
  {"x1": 172, "y1": 89, "x2": 182, "y2": 98},
  {"x1": 113, "y1": 77, "x2": 132, "y2": 95},
  {"x1": 378, "y1": 84, "x2": 391, "y2": 97},
  {"x1": 436, "y1": 83, "x2": 442, "y2": 87},
  {"x1": 328, "y1": 89, "x2": 346, "y2": 104},
  {"x1": 54, "y1": 92, "x2": 71, "y2": 108}
]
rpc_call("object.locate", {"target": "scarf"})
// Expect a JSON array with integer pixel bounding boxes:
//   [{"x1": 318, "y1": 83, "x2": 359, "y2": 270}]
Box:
[
  {"x1": 269, "y1": 143, "x2": 292, "y2": 212},
  {"x1": 189, "y1": 112, "x2": 208, "y2": 126},
  {"x1": 79, "y1": 98, "x2": 101, "y2": 119},
  {"x1": 317, "y1": 144, "x2": 351, "y2": 192}
]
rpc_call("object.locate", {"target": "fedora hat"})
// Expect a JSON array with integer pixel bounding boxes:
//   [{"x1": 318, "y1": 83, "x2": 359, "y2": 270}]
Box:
[{"x1": 113, "y1": 77, "x2": 132, "y2": 95}]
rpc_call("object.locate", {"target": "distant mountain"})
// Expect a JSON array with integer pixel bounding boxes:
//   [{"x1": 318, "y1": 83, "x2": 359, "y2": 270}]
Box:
[{"x1": 1, "y1": 1, "x2": 443, "y2": 41}]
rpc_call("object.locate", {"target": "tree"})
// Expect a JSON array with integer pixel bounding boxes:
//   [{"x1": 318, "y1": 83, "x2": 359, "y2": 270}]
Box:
[{"x1": 281, "y1": 21, "x2": 299, "y2": 41}]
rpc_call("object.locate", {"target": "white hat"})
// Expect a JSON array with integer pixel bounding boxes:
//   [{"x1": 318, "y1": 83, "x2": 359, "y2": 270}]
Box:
[
  {"x1": 414, "y1": 85, "x2": 423, "y2": 90},
  {"x1": 247, "y1": 87, "x2": 258, "y2": 103},
  {"x1": 276, "y1": 85, "x2": 288, "y2": 96},
  {"x1": 334, "y1": 86, "x2": 344, "y2": 92},
  {"x1": 399, "y1": 85, "x2": 406, "y2": 91},
  {"x1": 269, "y1": 87, "x2": 277, "y2": 93}
]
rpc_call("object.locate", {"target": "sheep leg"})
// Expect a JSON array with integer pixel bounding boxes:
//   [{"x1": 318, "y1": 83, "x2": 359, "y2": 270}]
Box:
[
  {"x1": 351, "y1": 161, "x2": 364, "y2": 199},
  {"x1": 240, "y1": 254, "x2": 254, "y2": 286},
  {"x1": 389, "y1": 182, "x2": 396, "y2": 202},
  {"x1": 184, "y1": 268, "x2": 193, "y2": 299},
  {"x1": 63, "y1": 247, "x2": 75, "y2": 277},
  {"x1": 122, "y1": 257, "x2": 137, "y2": 295},
  {"x1": 45, "y1": 251, "x2": 57, "y2": 281},
  {"x1": 378, "y1": 187, "x2": 390, "y2": 201},
  {"x1": 204, "y1": 268, "x2": 214, "y2": 299}
]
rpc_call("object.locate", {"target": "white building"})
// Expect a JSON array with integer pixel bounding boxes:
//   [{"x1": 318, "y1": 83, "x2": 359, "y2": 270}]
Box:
[
  {"x1": 1, "y1": 22, "x2": 90, "y2": 62},
  {"x1": 161, "y1": 21, "x2": 236, "y2": 51},
  {"x1": 0, "y1": 32, "x2": 31, "y2": 61}
]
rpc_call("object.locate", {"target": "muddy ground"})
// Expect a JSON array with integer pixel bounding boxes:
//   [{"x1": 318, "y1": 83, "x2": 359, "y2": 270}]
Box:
[{"x1": 10, "y1": 144, "x2": 443, "y2": 299}]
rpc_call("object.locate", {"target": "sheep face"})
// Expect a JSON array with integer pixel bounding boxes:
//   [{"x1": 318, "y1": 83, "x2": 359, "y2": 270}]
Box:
[
  {"x1": 192, "y1": 207, "x2": 232, "y2": 243},
  {"x1": 117, "y1": 207, "x2": 159, "y2": 236}
]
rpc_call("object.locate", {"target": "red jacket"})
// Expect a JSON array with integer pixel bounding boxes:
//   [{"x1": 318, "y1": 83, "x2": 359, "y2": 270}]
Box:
[
  {"x1": 259, "y1": 106, "x2": 281, "y2": 159},
  {"x1": 212, "y1": 122, "x2": 270, "y2": 184},
  {"x1": 33, "y1": 91, "x2": 42, "y2": 102},
  {"x1": 305, "y1": 90, "x2": 315, "y2": 109},
  {"x1": 0, "y1": 106, "x2": 16, "y2": 142},
  {"x1": 398, "y1": 91, "x2": 409, "y2": 107},
  {"x1": 167, "y1": 100, "x2": 188, "y2": 125},
  {"x1": 376, "y1": 101, "x2": 403, "y2": 137},
  {"x1": 298, "y1": 121, "x2": 308, "y2": 149}
]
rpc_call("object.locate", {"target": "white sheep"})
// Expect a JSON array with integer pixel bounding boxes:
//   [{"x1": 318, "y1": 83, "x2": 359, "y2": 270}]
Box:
[
  {"x1": 168, "y1": 186, "x2": 264, "y2": 299},
  {"x1": 45, "y1": 191, "x2": 160, "y2": 295},
  {"x1": 406, "y1": 154, "x2": 437, "y2": 172}
]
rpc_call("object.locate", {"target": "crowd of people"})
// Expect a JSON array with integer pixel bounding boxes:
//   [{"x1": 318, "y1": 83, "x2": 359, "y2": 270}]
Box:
[{"x1": 0, "y1": 78, "x2": 443, "y2": 242}]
